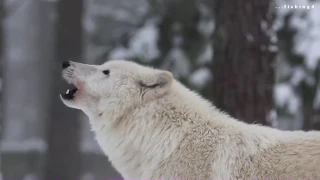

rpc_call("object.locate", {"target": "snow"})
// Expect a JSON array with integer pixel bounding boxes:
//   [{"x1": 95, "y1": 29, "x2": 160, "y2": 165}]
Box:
[
  {"x1": 129, "y1": 20, "x2": 160, "y2": 62},
  {"x1": 109, "y1": 46, "x2": 133, "y2": 60},
  {"x1": 197, "y1": 18, "x2": 214, "y2": 37},
  {"x1": 300, "y1": 40, "x2": 320, "y2": 71},
  {"x1": 23, "y1": 173, "x2": 37, "y2": 180},
  {"x1": 197, "y1": 43, "x2": 213, "y2": 65},
  {"x1": 271, "y1": 35, "x2": 278, "y2": 44},
  {"x1": 260, "y1": 21, "x2": 268, "y2": 31},
  {"x1": 246, "y1": 33, "x2": 254, "y2": 42},
  {"x1": 196, "y1": 2, "x2": 214, "y2": 37},
  {"x1": 161, "y1": 21, "x2": 190, "y2": 78},
  {"x1": 272, "y1": 0, "x2": 320, "y2": 129},
  {"x1": 109, "y1": 19, "x2": 160, "y2": 62},
  {"x1": 274, "y1": 0, "x2": 320, "y2": 71},
  {"x1": 0, "y1": 138, "x2": 47, "y2": 153},
  {"x1": 274, "y1": 83, "x2": 300, "y2": 114},
  {"x1": 136, "y1": 3, "x2": 149, "y2": 15},
  {"x1": 83, "y1": 16, "x2": 96, "y2": 35},
  {"x1": 268, "y1": 45, "x2": 278, "y2": 52},
  {"x1": 290, "y1": 66, "x2": 315, "y2": 86},
  {"x1": 290, "y1": 67, "x2": 306, "y2": 86},
  {"x1": 173, "y1": 34, "x2": 184, "y2": 47},
  {"x1": 197, "y1": 2, "x2": 211, "y2": 17},
  {"x1": 273, "y1": 0, "x2": 298, "y2": 31},
  {"x1": 89, "y1": 4, "x2": 146, "y2": 24},
  {"x1": 267, "y1": 109, "x2": 278, "y2": 128},
  {"x1": 171, "y1": 23, "x2": 184, "y2": 46},
  {"x1": 293, "y1": 5, "x2": 320, "y2": 71},
  {"x1": 81, "y1": 173, "x2": 95, "y2": 180},
  {"x1": 189, "y1": 68, "x2": 211, "y2": 89},
  {"x1": 163, "y1": 47, "x2": 190, "y2": 79}
]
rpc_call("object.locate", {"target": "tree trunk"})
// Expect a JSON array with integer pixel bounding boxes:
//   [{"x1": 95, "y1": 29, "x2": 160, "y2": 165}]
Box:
[
  {"x1": 1, "y1": 0, "x2": 55, "y2": 177},
  {"x1": 44, "y1": 0, "x2": 83, "y2": 179},
  {"x1": 0, "y1": 0, "x2": 3, "y2": 177},
  {"x1": 212, "y1": 0, "x2": 275, "y2": 125},
  {"x1": 0, "y1": 0, "x2": 2, "y2": 61}
]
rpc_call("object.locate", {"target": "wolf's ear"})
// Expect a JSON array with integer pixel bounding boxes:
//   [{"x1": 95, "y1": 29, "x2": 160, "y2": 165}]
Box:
[{"x1": 139, "y1": 70, "x2": 173, "y2": 99}]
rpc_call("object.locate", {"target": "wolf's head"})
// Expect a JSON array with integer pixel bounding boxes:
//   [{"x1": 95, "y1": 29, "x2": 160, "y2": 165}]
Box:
[{"x1": 60, "y1": 60, "x2": 173, "y2": 116}]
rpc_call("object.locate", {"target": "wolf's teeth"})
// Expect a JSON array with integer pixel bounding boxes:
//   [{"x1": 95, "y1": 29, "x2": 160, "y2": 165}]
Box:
[{"x1": 66, "y1": 89, "x2": 70, "y2": 94}]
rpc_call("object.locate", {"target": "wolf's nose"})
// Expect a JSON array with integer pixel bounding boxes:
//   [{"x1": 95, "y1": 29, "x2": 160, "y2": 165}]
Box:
[{"x1": 62, "y1": 61, "x2": 70, "y2": 69}]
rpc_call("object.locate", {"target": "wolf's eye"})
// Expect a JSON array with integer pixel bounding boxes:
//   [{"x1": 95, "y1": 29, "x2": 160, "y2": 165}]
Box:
[{"x1": 103, "y1": 70, "x2": 110, "y2": 75}]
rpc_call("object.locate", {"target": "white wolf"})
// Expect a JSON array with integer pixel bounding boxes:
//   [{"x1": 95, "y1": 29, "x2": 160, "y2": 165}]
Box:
[{"x1": 61, "y1": 60, "x2": 320, "y2": 179}]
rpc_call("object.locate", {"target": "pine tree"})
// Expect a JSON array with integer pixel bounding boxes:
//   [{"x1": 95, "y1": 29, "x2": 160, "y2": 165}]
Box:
[{"x1": 212, "y1": 0, "x2": 276, "y2": 125}]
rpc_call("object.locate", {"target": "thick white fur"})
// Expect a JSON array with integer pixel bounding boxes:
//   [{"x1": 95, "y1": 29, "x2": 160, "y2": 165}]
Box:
[{"x1": 61, "y1": 60, "x2": 320, "y2": 179}]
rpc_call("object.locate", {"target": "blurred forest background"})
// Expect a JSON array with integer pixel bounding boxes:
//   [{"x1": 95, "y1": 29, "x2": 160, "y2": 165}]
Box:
[{"x1": 0, "y1": 0, "x2": 320, "y2": 179}]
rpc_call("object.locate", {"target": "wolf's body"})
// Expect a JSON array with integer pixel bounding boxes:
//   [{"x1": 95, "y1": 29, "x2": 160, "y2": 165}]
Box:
[{"x1": 61, "y1": 60, "x2": 320, "y2": 179}]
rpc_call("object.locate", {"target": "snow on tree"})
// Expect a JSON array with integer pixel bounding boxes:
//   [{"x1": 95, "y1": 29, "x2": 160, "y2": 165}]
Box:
[
  {"x1": 103, "y1": 0, "x2": 214, "y2": 99},
  {"x1": 274, "y1": 0, "x2": 320, "y2": 130}
]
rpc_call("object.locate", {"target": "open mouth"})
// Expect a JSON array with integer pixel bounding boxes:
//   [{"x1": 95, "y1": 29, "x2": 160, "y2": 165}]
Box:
[{"x1": 60, "y1": 84, "x2": 78, "y2": 100}]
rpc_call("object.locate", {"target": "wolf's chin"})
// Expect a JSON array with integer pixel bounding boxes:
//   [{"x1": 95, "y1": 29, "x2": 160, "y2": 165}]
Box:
[{"x1": 60, "y1": 95, "x2": 78, "y2": 109}]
